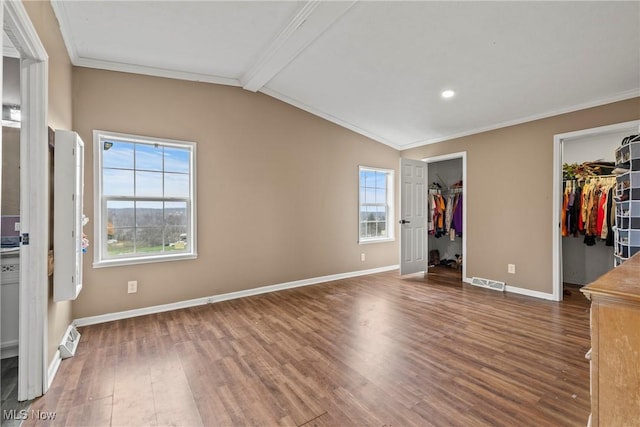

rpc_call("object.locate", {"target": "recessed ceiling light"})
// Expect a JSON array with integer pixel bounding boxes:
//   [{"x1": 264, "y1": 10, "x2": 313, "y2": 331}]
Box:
[{"x1": 441, "y1": 89, "x2": 455, "y2": 99}]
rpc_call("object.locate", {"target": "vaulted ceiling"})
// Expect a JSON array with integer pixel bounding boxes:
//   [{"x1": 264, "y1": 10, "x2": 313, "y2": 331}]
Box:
[{"x1": 52, "y1": 1, "x2": 640, "y2": 150}]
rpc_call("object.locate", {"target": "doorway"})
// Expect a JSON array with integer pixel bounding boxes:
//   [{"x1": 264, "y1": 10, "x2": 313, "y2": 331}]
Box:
[
  {"x1": 424, "y1": 152, "x2": 467, "y2": 282},
  {"x1": 1, "y1": 52, "x2": 28, "y2": 422},
  {"x1": 399, "y1": 152, "x2": 467, "y2": 282},
  {"x1": 552, "y1": 120, "x2": 640, "y2": 301},
  {"x1": 425, "y1": 155, "x2": 464, "y2": 280},
  {"x1": 2, "y1": 1, "x2": 50, "y2": 402}
]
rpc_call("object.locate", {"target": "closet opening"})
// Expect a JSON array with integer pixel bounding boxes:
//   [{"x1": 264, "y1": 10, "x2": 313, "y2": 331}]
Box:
[
  {"x1": 552, "y1": 120, "x2": 640, "y2": 301},
  {"x1": 423, "y1": 152, "x2": 467, "y2": 282},
  {"x1": 1, "y1": 53, "x2": 26, "y2": 419},
  {"x1": 2, "y1": 0, "x2": 50, "y2": 403}
]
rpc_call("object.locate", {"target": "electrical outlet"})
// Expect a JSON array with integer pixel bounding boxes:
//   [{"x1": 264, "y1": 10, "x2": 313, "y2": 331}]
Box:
[
  {"x1": 508, "y1": 264, "x2": 516, "y2": 274},
  {"x1": 127, "y1": 280, "x2": 137, "y2": 293},
  {"x1": 361, "y1": 253, "x2": 366, "y2": 262},
  {"x1": 14, "y1": 222, "x2": 20, "y2": 231}
]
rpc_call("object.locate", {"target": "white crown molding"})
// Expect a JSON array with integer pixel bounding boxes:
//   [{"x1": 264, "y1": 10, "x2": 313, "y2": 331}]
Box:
[
  {"x1": 74, "y1": 265, "x2": 399, "y2": 327},
  {"x1": 73, "y1": 56, "x2": 241, "y2": 87},
  {"x1": 261, "y1": 86, "x2": 402, "y2": 150},
  {"x1": 400, "y1": 89, "x2": 640, "y2": 151},
  {"x1": 50, "y1": 0, "x2": 240, "y2": 87},
  {"x1": 50, "y1": 1, "x2": 78, "y2": 63},
  {"x1": 241, "y1": 0, "x2": 357, "y2": 92}
]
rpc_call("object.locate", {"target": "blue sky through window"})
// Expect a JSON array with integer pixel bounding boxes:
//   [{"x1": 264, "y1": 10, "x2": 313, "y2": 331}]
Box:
[{"x1": 103, "y1": 140, "x2": 190, "y2": 197}]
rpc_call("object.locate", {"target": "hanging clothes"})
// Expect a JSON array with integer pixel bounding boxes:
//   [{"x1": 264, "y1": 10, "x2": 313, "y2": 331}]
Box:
[
  {"x1": 563, "y1": 176, "x2": 616, "y2": 246},
  {"x1": 428, "y1": 189, "x2": 447, "y2": 238},
  {"x1": 452, "y1": 193, "x2": 463, "y2": 237},
  {"x1": 428, "y1": 186, "x2": 463, "y2": 239}
]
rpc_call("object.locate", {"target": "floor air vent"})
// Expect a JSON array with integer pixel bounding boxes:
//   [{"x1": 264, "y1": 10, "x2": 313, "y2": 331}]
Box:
[
  {"x1": 59, "y1": 325, "x2": 81, "y2": 359},
  {"x1": 470, "y1": 277, "x2": 505, "y2": 292}
]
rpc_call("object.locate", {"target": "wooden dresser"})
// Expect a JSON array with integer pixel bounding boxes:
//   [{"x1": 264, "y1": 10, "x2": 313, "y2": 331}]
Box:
[{"x1": 581, "y1": 252, "x2": 640, "y2": 427}]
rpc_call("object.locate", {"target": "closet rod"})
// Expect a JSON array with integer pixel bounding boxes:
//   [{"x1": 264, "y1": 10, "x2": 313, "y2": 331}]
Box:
[
  {"x1": 583, "y1": 174, "x2": 616, "y2": 179},
  {"x1": 565, "y1": 174, "x2": 617, "y2": 182}
]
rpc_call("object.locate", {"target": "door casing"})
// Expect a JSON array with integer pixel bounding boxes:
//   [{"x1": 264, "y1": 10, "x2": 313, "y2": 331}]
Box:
[{"x1": 3, "y1": 0, "x2": 50, "y2": 400}]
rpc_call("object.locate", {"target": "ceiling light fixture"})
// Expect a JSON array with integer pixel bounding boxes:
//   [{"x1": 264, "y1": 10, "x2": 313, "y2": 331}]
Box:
[{"x1": 441, "y1": 89, "x2": 455, "y2": 99}]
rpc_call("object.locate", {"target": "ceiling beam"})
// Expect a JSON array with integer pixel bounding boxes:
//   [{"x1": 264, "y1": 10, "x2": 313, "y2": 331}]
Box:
[{"x1": 241, "y1": 0, "x2": 357, "y2": 93}]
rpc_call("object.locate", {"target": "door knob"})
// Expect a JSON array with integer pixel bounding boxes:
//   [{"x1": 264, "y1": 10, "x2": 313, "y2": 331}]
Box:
[{"x1": 399, "y1": 219, "x2": 410, "y2": 224}]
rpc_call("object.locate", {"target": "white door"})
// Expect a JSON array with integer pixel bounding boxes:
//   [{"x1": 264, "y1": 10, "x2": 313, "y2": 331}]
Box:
[{"x1": 400, "y1": 158, "x2": 427, "y2": 275}]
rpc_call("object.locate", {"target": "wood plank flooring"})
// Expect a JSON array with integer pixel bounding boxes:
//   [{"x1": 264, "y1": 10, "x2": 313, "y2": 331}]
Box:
[{"x1": 24, "y1": 268, "x2": 591, "y2": 426}]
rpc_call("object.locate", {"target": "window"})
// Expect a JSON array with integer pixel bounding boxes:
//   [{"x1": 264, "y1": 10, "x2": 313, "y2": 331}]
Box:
[
  {"x1": 359, "y1": 166, "x2": 394, "y2": 243},
  {"x1": 93, "y1": 130, "x2": 196, "y2": 267}
]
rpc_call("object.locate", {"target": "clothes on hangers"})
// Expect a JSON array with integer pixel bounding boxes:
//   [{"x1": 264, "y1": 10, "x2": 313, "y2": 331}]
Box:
[
  {"x1": 563, "y1": 176, "x2": 616, "y2": 246},
  {"x1": 428, "y1": 185, "x2": 463, "y2": 239},
  {"x1": 428, "y1": 191, "x2": 447, "y2": 238},
  {"x1": 452, "y1": 193, "x2": 463, "y2": 237}
]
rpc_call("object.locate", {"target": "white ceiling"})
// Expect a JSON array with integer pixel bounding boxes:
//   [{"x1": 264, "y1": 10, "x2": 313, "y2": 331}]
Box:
[{"x1": 51, "y1": 1, "x2": 640, "y2": 150}]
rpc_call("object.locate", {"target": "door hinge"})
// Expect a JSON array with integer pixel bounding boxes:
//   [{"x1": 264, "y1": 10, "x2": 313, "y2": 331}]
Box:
[{"x1": 20, "y1": 233, "x2": 30, "y2": 245}]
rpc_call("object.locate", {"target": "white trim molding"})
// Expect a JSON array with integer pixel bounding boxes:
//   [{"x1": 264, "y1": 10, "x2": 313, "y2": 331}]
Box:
[
  {"x1": 75, "y1": 265, "x2": 399, "y2": 327},
  {"x1": 46, "y1": 324, "x2": 77, "y2": 389},
  {"x1": 462, "y1": 278, "x2": 555, "y2": 301},
  {"x1": 401, "y1": 89, "x2": 640, "y2": 150},
  {"x1": 4, "y1": 0, "x2": 50, "y2": 401},
  {"x1": 503, "y1": 285, "x2": 555, "y2": 301},
  {"x1": 422, "y1": 152, "x2": 468, "y2": 283},
  {"x1": 261, "y1": 87, "x2": 401, "y2": 150},
  {"x1": 49, "y1": 1, "x2": 240, "y2": 88},
  {"x1": 47, "y1": 354, "x2": 61, "y2": 391},
  {"x1": 552, "y1": 120, "x2": 640, "y2": 302}
]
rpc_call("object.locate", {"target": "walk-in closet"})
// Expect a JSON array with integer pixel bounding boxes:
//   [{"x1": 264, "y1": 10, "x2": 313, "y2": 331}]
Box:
[
  {"x1": 560, "y1": 125, "x2": 639, "y2": 294},
  {"x1": 427, "y1": 157, "x2": 463, "y2": 277}
]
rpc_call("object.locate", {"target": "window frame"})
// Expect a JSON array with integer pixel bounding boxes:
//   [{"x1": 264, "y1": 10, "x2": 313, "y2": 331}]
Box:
[
  {"x1": 92, "y1": 130, "x2": 197, "y2": 268},
  {"x1": 358, "y1": 166, "x2": 395, "y2": 244}
]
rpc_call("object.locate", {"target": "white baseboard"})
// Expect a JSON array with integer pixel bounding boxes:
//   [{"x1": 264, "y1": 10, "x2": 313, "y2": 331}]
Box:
[
  {"x1": 47, "y1": 351, "x2": 61, "y2": 391},
  {"x1": 46, "y1": 324, "x2": 77, "y2": 390},
  {"x1": 463, "y1": 278, "x2": 555, "y2": 301},
  {"x1": 74, "y1": 265, "x2": 399, "y2": 327},
  {"x1": 504, "y1": 285, "x2": 555, "y2": 300},
  {"x1": 1, "y1": 339, "x2": 19, "y2": 359}
]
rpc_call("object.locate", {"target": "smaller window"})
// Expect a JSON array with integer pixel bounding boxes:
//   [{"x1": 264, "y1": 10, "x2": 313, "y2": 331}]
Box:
[{"x1": 359, "y1": 166, "x2": 394, "y2": 243}]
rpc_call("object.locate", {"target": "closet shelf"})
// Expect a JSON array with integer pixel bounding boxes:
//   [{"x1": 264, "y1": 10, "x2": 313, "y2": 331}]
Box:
[{"x1": 614, "y1": 136, "x2": 640, "y2": 266}]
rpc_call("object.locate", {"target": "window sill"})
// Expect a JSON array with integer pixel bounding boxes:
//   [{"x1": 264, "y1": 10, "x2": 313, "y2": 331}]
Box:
[
  {"x1": 93, "y1": 252, "x2": 198, "y2": 268},
  {"x1": 358, "y1": 237, "x2": 395, "y2": 245}
]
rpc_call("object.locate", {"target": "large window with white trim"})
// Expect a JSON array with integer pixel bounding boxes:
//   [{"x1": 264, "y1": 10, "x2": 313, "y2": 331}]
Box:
[
  {"x1": 93, "y1": 130, "x2": 197, "y2": 267},
  {"x1": 359, "y1": 166, "x2": 394, "y2": 243}
]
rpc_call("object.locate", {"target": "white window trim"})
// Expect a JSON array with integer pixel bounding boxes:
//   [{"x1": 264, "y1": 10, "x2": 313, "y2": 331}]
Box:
[
  {"x1": 358, "y1": 166, "x2": 395, "y2": 244},
  {"x1": 93, "y1": 130, "x2": 197, "y2": 268}
]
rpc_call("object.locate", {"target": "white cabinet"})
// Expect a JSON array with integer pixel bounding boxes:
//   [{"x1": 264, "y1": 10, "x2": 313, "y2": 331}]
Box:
[
  {"x1": 1, "y1": 252, "x2": 20, "y2": 359},
  {"x1": 53, "y1": 130, "x2": 84, "y2": 302}
]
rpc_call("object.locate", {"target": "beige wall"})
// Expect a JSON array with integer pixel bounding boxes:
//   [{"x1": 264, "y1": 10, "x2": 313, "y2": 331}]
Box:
[
  {"x1": 23, "y1": 0, "x2": 74, "y2": 366},
  {"x1": 402, "y1": 97, "x2": 640, "y2": 294},
  {"x1": 72, "y1": 67, "x2": 400, "y2": 318}
]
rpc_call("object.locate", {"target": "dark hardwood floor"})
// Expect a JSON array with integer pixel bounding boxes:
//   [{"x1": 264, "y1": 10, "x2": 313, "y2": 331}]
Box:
[{"x1": 24, "y1": 269, "x2": 591, "y2": 426}]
